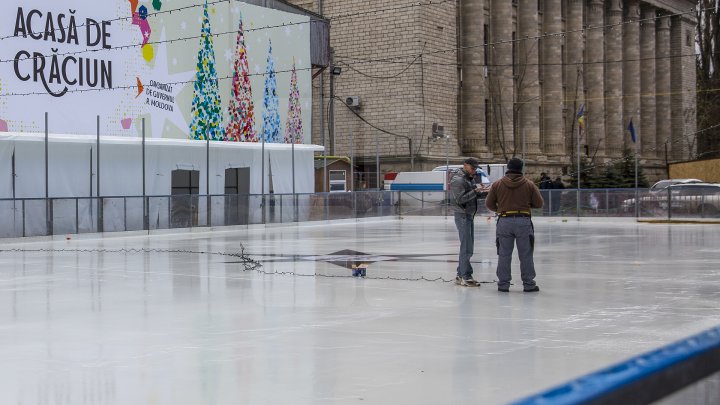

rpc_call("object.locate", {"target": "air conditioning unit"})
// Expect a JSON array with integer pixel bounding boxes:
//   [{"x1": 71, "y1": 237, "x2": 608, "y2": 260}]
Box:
[
  {"x1": 345, "y1": 96, "x2": 361, "y2": 107},
  {"x1": 432, "y1": 122, "x2": 445, "y2": 138}
]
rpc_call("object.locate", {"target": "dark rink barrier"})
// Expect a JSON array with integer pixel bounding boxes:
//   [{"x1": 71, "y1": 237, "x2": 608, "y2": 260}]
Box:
[{"x1": 509, "y1": 325, "x2": 720, "y2": 405}]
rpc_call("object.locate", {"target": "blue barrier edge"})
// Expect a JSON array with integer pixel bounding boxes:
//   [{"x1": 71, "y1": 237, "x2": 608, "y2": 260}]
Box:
[
  {"x1": 508, "y1": 325, "x2": 720, "y2": 405},
  {"x1": 390, "y1": 184, "x2": 445, "y2": 191}
]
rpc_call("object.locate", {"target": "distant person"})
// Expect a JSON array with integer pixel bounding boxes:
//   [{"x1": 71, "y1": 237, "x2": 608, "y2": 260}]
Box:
[
  {"x1": 539, "y1": 173, "x2": 552, "y2": 215},
  {"x1": 449, "y1": 157, "x2": 488, "y2": 287},
  {"x1": 539, "y1": 173, "x2": 552, "y2": 190},
  {"x1": 551, "y1": 176, "x2": 564, "y2": 215},
  {"x1": 485, "y1": 158, "x2": 544, "y2": 292},
  {"x1": 589, "y1": 192, "x2": 599, "y2": 213}
]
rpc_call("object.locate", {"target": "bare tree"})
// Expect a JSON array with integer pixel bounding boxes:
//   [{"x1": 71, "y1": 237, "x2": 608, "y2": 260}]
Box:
[
  {"x1": 513, "y1": 39, "x2": 541, "y2": 157},
  {"x1": 485, "y1": 39, "x2": 540, "y2": 161},
  {"x1": 696, "y1": 0, "x2": 720, "y2": 158}
]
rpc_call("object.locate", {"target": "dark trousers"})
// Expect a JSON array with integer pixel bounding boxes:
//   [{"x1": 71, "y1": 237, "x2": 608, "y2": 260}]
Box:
[{"x1": 496, "y1": 216, "x2": 537, "y2": 289}]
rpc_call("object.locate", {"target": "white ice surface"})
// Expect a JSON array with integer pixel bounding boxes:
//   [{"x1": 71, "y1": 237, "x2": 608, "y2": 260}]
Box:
[{"x1": 0, "y1": 217, "x2": 718, "y2": 404}]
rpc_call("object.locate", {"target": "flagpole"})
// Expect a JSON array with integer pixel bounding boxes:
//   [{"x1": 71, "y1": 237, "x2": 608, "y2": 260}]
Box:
[
  {"x1": 634, "y1": 126, "x2": 639, "y2": 219},
  {"x1": 628, "y1": 117, "x2": 639, "y2": 219},
  {"x1": 577, "y1": 122, "x2": 580, "y2": 217},
  {"x1": 576, "y1": 107, "x2": 582, "y2": 218}
]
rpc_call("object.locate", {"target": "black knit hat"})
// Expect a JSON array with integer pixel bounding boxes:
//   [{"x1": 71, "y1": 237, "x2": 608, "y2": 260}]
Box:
[{"x1": 506, "y1": 157, "x2": 524, "y2": 173}]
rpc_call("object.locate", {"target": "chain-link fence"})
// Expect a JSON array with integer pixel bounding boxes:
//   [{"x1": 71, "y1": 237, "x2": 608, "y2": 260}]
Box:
[
  {"x1": 395, "y1": 188, "x2": 720, "y2": 220},
  {"x1": 0, "y1": 191, "x2": 398, "y2": 238},
  {"x1": 2, "y1": 187, "x2": 719, "y2": 238}
]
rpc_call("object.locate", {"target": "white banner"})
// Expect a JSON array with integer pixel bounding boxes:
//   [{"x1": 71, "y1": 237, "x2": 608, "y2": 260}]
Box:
[{"x1": 0, "y1": 0, "x2": 311, "y2": 143}]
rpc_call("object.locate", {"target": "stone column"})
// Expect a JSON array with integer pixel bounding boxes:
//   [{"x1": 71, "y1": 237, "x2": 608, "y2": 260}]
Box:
[
  {"x1": 542, "y1": 0, "x2": 563, "y2": 155},
  {"x1": 670, "y1": 15, "x2": 697, "y2": 161},
  {"x1": 518, "y1": 0, "x2": 540, "y2": 156},
  {"x1": 586, "y1": 0, "x2": 606, "y2": 157},
  {"x1": 565, "y1": 0, "x2": 584, "y2": 156},
  {"x1": 490, "y1": 0, "x2": 514, "y2": 156},
  {"x1": 605, "y1": 0, "x2": 624, "y2": 158},
  {"x1": 460, "y1": 0, "x2": 487, "y2": 154},
  {"x1": 655, "y1": 14, "x2": 671, "y2": 159},
  {"x1": 623, "y1": 0, "x2": 641, "y2": 151},
  {"x1": 640, "y1": 6, "x2": 657, "y2": 157}
]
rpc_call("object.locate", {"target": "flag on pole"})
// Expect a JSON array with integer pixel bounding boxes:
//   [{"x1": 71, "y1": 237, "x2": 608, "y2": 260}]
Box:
[
  {"x1": 627, "y1": 119, "x2": 636, "y2": 143},
  {"x1": 576, "y1": 104, "x2": 585, "y2": 131}
]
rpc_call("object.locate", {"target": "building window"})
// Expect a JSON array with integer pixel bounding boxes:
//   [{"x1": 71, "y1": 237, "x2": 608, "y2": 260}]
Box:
[
  {"x1": 484, "y1": 24, "x2": 489, "y2": 66},
  {"x1": 485, "y1": 99, "x2": 490, "y2": 146},
  {"x1": 561, "y1": 44, "x2": 566, "y2": 90},
  {"x1": 538, "y1": 38, "x2": 543, "y2": 83},
  {"x1": 539, "y1": 106, "x2": 543, "y2": 147},
  {"x1": 329, "y1": 170, "x2": 347, "y2": 192},
  {"x1": 686, "y1": 30, "x2": 693, "y2": 47},
  {"x1": 512, "y1": 31, "x2": 517, "y2": 77}
]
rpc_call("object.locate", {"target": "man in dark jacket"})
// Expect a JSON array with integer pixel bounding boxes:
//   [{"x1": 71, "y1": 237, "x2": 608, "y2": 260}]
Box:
[
  {"x1": 449, "y1": 157, "x2": 488, "y2": 286},
  {"x1": 538, "y1": 172, "x2": 552, "y2": 215},
  {"x1": 485, "y1": 158, "x2": 544, "y2": 292}
]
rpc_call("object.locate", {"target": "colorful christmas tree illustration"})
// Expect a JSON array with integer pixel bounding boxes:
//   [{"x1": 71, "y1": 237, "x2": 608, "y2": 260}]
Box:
[
  {"x1": 224, "y1": 12, "x2": 257, "y2": 142},
  {"x1": 284, "y1": 59, "x2": 303, "y2": 144},
  {"x1": 262, "y1": 40, "x2": 281, "y2": 143},
  {"x1": 189, "y1": 0, "x2": 224, "y2": 141}
]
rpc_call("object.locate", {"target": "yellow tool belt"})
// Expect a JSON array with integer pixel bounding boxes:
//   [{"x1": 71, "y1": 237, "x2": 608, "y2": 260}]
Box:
[{"x1": 499, "y1": 210, "x2": 531, "y2": 217}]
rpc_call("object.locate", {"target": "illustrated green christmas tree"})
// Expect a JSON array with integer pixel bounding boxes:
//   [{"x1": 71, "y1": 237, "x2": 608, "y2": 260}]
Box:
[
  {"x1": 189, "y1": 0, "x2": 224, "y2": 141},
  {"x1": 224, "y1": 12, "x2": 257, "y2": 142},
  {"x1": 284, "y1": 59, "x2": 303, "y2": 144},
  {"x1": 262, "y1": 40, "x2": 281, "y2": 143}
]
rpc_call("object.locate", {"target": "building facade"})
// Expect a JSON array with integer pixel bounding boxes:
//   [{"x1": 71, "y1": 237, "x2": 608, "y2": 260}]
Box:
[{"x1": 291, "y1": 0, "x2": 697, "y2": 185}]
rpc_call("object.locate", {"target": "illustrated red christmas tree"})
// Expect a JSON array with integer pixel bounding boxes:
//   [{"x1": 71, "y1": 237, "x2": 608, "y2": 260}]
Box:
[
  {"x1": 224, "y1": 12, "x2": 257, "y2": 142},
  {"x1": 284, "y1": 59, "x2": 303, "y2": 144}
]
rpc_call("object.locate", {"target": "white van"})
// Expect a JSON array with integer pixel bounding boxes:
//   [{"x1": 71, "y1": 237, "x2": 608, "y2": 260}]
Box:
[
  {"x1": 432, "y1": 163, "x2": 505, "y2": 183},
  {"x1": 386, "y1": 164, "x2": 499, "y2": 207}
]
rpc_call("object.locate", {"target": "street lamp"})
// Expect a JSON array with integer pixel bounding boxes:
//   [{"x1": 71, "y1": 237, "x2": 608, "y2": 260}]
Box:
[
  {"x1": 324, "y1": 65, "x2": 342, "y2": 193},
  {"x1": 329, "y1": 65, "x2": 342, "y2": 156},
  {"x1": 431, "y1": 127, "x2": 450, "y2": 216}
]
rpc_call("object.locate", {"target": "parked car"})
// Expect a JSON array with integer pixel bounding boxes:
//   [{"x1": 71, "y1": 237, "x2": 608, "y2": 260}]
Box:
[
  {"x1": 622, "y1": 183, "x2": 720, "y2": 215},
  {"x1": 649, "y1": 178, "x2": 703, "y2": 193}
]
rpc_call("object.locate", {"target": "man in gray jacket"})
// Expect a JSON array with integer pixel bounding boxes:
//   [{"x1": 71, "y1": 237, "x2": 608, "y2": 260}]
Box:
[{"x1": 449, "y1": 157, "x2": 488, "y2": 286}]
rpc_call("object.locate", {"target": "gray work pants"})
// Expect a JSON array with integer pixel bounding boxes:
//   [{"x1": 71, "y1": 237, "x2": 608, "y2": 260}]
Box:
[
  {"x1": 495, "y1": 216, "x2": 537, "y2": 289},
  {"x1": 454, "y1": 213, "x2": 475, "y2": 280}
]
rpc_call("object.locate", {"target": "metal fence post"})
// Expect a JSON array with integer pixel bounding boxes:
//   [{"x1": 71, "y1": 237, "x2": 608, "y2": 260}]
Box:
[
  {"x1": 97, "y1": 115, "x2": 103, "y2": 233},
  {"x1": 605, "y1": 189, "x2": 609, "y2": 215},
  {"x1": 45, "y1": 112, "x2": 50, "y2": 235},
  {"x1": 142, "y1": 119, "x2": 147, "y2": 231}
]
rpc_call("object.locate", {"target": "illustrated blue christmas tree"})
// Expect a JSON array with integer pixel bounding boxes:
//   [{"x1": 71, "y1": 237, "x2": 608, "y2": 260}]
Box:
[
  {"x1": 262, "y1": 40, "x2": 281, "y2": 143},
  {"x1": 284, "y1": 59, "x2": 303, "y2": 144},
  {"x1": 189, "y1": 0, "x2": 224, "y2": 141}
]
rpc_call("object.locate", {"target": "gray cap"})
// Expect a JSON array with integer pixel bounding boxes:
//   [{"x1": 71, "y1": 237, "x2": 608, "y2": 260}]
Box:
[{"x1": 464, "y1": 157, "x2": 480, "y2": 169}]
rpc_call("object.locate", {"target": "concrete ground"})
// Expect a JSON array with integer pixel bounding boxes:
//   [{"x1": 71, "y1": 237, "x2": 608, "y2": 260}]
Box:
[{"x1": 0, "y1": 216, "x2": 718, "y2": 404}]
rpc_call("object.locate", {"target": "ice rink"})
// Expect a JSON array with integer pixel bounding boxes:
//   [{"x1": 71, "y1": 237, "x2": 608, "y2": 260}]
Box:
[{"x1": 0, "y1": 216, "x2": 718, "y2": 404}]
